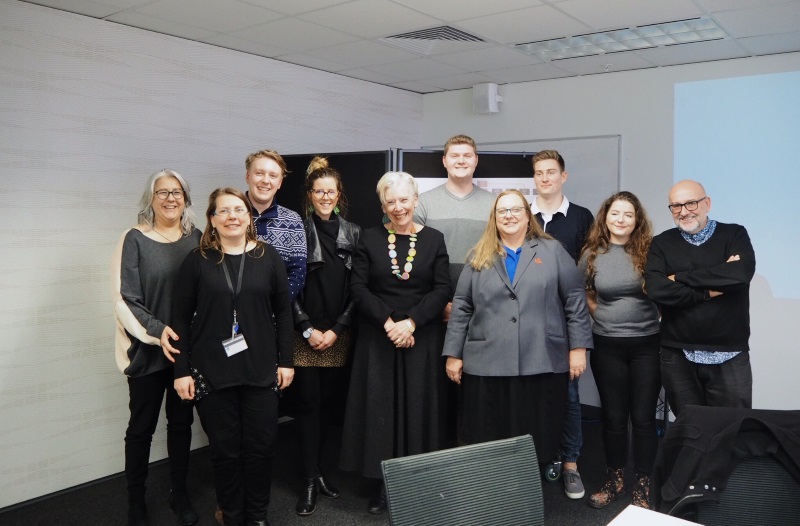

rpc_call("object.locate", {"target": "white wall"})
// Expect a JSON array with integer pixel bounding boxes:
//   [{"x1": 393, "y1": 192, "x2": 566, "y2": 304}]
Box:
[
  {"x1": 0, "y1": 0, "x2": 421, "y2": 508},
  {"x1": 421, "y1": 53, "x2": 800, "y2": 411}
]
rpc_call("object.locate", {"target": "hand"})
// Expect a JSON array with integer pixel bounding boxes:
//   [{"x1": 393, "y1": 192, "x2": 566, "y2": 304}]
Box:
[
  {"x1": 446, "y1": 357, "x2": 463, "y2": 384},
  {"x1": 315, "y1": 330, "x2": 338, "y2": 351},
  {"x1": 727, "y1": 254, "x2": 740, "y2": 263},
  {"x1": 277, "y1": 367, "x2": 294, "y2": 389},
  {"x1": 395, "y1": 335, "x2": 415, "y2": 349},
  {"x1": 160, "y1": 326, "x2": 180, "y2": 363},
  {"x1": 174, "y1": 376, "x2": 194, "y2": 401},
  {"x1": 387, "y1": 318, "x2": 415, "y2": 347},
  {"x1": 307, "y1": 329, "x2": 324, "y2": 349},
  {"x1": 442, "y1": 302, "x2": 453, "y2": 323},
  {"x1": 708, "y1": 290, "x2": 723, "y2": 298},
  {"x1": 569, "y1": 348, "x2": 587, "y2": 380}
]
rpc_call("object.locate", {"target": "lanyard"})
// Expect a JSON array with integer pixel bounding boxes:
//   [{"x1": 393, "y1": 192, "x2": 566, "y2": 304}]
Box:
[{"x1": 221, "y1": 251, "x2": 246, "y2": 333}]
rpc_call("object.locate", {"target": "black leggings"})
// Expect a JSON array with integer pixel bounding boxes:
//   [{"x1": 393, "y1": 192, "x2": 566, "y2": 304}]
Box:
[
  {"x1": 590, "y1": 333, "x2": 661, "y2": 474},
  {"x1": 293, "y1": 366, "x2": 343, "y2": 478}
]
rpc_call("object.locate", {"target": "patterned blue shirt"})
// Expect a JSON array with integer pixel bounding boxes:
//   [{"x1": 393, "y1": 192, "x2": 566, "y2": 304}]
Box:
[{"x1": 679, "y1": 219, "x2": 739, "y2": 364}]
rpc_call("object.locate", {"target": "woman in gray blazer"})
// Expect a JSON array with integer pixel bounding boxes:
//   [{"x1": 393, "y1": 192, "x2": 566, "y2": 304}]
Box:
[{"x1": 443, "y1": 190, "x2": 593, "y2": 465}]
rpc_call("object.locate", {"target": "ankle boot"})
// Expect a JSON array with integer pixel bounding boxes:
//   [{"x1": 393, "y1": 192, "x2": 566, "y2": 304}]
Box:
[
  {"x1": 631, "y1": 472, "x2": 651, "y2": 509},
  {"x1": 317, "y1": 475, "x2": 340, "y2": 499},
  {"x1": 169, "y1": 490, "x2": 199, "y2": 526},
  {"x1": 127, "y1": 494, "x2": 149, "y2": 526},
  {"x1": 589, "y1": 467, "x2": 625, "y2": 509},
  {"x1": 296, "y1": 478, "x2": 319, "y2": 516},
  {"x1": 367, "y1": 484, "x2": 388, "y2": 515}
]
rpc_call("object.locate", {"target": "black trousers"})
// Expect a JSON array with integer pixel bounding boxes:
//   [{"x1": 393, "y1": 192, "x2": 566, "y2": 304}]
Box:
[
  {"x1": 196, "y1": 385, "x2": 278, "y2": 525},
  {"x1": 293, "y1": 366, "x2": 342, "y2": 479},
  {"x1": 591, "y1": 334, "x2": 661, "y2": 474},
  {"x1": 125, "y1": 367, "x2": 194, "y2": 500}
]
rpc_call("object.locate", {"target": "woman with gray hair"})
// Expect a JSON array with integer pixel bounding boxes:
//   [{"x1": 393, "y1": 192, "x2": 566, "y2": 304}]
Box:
[
  {"x1": 111, "y1": 169, "x2": 200, "y2": 526},
  {"x1": 339, "y1": 171, "x2": 451, "y2": 515}
]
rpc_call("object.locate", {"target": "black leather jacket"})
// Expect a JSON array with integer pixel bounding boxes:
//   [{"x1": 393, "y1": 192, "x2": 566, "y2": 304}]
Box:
[{"x1": 291, "y1": 214, "x2": 361, "y2": 330}]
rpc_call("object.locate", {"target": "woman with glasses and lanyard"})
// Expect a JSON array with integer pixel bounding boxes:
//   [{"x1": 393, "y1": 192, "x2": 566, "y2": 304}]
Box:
[
  {"x1": 443, "y1": 190, "x2": 592, "y2": 469},
  {"x1": 291, "y1": 157, "x2": 361, "y2": 516},
  {"x1": 112, "y1": 170, "x2": 201, "y2": 526},
  {"x1": 171, "y1": 188, "x2": 294, "y2": 526}
]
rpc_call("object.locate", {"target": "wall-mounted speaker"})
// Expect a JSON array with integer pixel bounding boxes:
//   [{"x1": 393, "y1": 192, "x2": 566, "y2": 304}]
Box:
[{"x1": 473, "y1": 83, "x2": 503, "y2": 114}]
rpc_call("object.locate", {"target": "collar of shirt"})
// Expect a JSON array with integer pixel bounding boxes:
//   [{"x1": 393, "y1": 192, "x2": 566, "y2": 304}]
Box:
[
  {"x1": 503, "y1": 245, "x2": 523, "y2": 283},
  {"x1": 680, "y1": 218, "x2": 717, "y2": 246},
  {"x1": 247, "y1": 193, "x2": 279, "y2": 221},
  {"x1": 531, "y1": 195, "x2": 570, "y2": 224}
]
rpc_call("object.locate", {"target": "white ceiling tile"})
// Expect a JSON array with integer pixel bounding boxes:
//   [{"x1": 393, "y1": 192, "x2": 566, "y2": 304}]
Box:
[
  {"x1": 714, "y1": 2, "x2": 800, "y2": 38},
  {"x1": 131, "y1": 0, "x2": 281, "y2": 33},
  {"x1": 365, "y1": 58, "x2": 467, "y2": 81},
  {"x1": 106, "y1": 10, "x2": 218, "y2": 40},
  {"x1": 484, "y1": 63, "x2": 577, "y2": 83},
  {"x1": 423, "y1": 72, "x2": 497, "y2": 91},
  {"x1": 457, "y1": 5, "x2": 593, "y2": 45},
  {"x1": 737, "y1": 31, "x2": 800, "y2": 55},
  {"x1": 389, "y1": 80, "x2": 443, "y2": 93},
  {"x1": 432, "y1": 45, "x2": 542, "y2": 70},
  {"x1": 238, "y1": 0, "x2": 351, "y2": 16},
  {"x1": 298, "y1": 0, "x2": 441, "y2": 39},
  {"x1": 700, "y1": 0, "x2": 793, "y2": 13},
  {"x1": 392, "y1": 0, "x2": 541, "y2": 21},
  {"x1": 303, "y1": 40, "x2": 419, "y2": 68},
  {"x1": 274, "y1": 52, "x2": 352, "y2": 73},
  {"x1": 552, "y1": 50, "x2": 657, "y2": 75},
  {"x1": 203, "y1": 34, "x2": 289, "y2": 57},
  {"x1": 235, "y1": 18, "x2": 358, "y2": 51},
  {"x1": 633, "y1": 39, "x2": 749, "y2": 67},
  {"x1": 337, "y1": 67, "x2": 406, "y2": 85},
  {"x1": 22, "y1": 0, "x2": 135, "y2": 18},
  {"x1": 556, "y1": 0, "x2": 703, "y2": 31}
]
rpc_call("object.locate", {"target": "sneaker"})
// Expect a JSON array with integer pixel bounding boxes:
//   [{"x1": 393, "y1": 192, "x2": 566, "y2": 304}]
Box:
[{"x1": 563, "y1": 469, "x2": 585, "y2": 499}]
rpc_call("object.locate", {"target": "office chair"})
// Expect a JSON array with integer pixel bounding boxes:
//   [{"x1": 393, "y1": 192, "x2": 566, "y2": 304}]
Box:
[{"x1": 381, "y1": 435, "x2": 544, "y2": 526}]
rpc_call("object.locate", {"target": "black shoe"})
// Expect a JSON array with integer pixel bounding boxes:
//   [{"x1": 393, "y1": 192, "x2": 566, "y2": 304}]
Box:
[
  {"x1": 127, "y1": 501, "x2": 149, "y2": 526},
  {"x1": 367, "y1": 485, "x2": 387, "y2": 515},
  {"x1": 245, "y1": 521, "x2": 270, "y2": 526},
  {"x1": 169, "y1": 490, "x2": 199, "y2": 526},
  {"x1": 317, "y1": 475, "x2": 340, "y2": 499},
  {"x1": 296, "y1": 478, "x2": 318, "y2": 516}
]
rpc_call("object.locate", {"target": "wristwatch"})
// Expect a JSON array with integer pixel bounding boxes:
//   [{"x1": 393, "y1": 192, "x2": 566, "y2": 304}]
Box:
[{"x1": 302, "y1": 327, "x2": 314, "y2": 339}]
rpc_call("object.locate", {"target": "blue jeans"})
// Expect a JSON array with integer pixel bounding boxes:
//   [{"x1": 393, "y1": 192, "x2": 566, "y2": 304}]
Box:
[
  {"x1": 560, "y1": 377, "x2": 582, "y2": 463},
  {"x1": 660, "y1": 346, "x2": 752, "y2": 417}
]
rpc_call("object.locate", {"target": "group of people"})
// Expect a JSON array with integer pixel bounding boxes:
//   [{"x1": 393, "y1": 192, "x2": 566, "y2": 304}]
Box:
[{"x1": 112, "y1": 135, "x2": 756, "y2": 526}]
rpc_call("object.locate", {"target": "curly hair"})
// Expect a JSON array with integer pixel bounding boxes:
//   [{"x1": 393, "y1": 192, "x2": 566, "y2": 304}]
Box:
[{"x1": 581, "y1": 191, "x2": 652, "y2": 293}]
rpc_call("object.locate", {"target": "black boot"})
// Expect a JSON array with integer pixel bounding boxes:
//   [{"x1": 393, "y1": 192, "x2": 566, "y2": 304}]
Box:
[
  {"x1": 367, "y1": 484, "x2": 387, "y2": 515},
  {"x1": 317, "y1": 475, "x2": 340, "y2": 499},
  {"x1": 169, "y1": 490, "x2": 199, "y2": 525},
  {"x1": 296, "y1": 478, "x2": 319, "y2": 516},
  {"x1": 127, "y1": 493, "x2": 149, "y2": 526}
]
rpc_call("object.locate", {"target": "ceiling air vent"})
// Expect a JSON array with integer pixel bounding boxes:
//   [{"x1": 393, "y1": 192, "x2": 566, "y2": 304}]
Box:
[{"x1": 381, "y1": 26, "x2": 486, "y2": 55}]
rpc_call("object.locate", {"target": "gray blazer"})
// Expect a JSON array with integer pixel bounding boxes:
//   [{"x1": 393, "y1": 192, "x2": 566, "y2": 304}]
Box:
[{"x1": 443, "y1": 237, "x2": 593, "y2": 376}]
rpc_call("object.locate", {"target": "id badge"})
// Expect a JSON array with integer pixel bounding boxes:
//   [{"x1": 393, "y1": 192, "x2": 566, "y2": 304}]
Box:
[{"x1": 223, "y1": 333, "x2": 248, "y2": 357}]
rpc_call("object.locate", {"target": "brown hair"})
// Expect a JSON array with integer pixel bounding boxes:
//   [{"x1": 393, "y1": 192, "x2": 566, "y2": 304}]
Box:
[
  {"x1": 468, "y1": 190, "x2": 551, "y2": 270},
  {"x1": 245, "y1": 149, "x2": 290, "y2": 177},
  {"x1": 302, "y1": 156, "x2": 349, "y2": 218},
  {"x1": 443, "y1": 134, "x2": 477, "y2": 156},
  {"x1": 532, "y1": 149, "x2": 565, "y2": 172},
  {"x1": 581, "y1": 191, "x2": 653, "y2": 293},
  {"x1": 199, "y1": 187, "x2": 263, "y2": 263}
]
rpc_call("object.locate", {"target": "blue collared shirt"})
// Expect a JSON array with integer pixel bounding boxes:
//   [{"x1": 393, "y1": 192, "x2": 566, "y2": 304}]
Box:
[{"x1": 503, "y1": 246, "x2": 523, "y2": 283}]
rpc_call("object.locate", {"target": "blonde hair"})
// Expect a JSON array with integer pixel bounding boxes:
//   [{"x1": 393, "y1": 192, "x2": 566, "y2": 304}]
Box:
[
  {"x1": 468, "y1": 190, "x2": 551, "y2": 270},
  {"x1": 376, "y1": 171, "x2": 418, "y2": 204},
  {"x1": 443, "y1": 134, "x2": 477, "y2": 156}
]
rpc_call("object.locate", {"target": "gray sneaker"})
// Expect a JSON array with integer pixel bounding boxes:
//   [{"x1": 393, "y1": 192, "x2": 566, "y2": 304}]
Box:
[{"x1": 564, "y1": 469, "x2": 585, "y2": 499}]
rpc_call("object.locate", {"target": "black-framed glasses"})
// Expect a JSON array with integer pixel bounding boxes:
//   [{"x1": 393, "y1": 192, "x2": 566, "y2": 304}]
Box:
[
  {"x1": 312, "y1": 189, "x2": 338, "y2": 199},
  {"x1": 495, "y1": 207, "x2": 526, "y2": 217},
  {"x1": 155, "y1": 189, "x2": 184, "y2": 200},
  {"x1": 668, "y1": 197, "x2": 707, "y2": 214},
  {"x1": 214, "y1": 207, "x2": 249, "y2": 217}
]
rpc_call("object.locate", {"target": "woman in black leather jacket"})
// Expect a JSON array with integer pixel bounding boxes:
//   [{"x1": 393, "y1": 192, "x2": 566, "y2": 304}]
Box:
[{"x1": 291, "y1": 156, "x2": 361, "y2": 517}]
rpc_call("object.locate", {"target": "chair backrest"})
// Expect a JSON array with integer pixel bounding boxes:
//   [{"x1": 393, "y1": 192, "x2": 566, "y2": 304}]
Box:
[
  {"x1": 696, "y1": 455, "x2": 800, "y2": 526},
  {"x1": 381, "y1": 435, "x2": 543, "y2": 526}
]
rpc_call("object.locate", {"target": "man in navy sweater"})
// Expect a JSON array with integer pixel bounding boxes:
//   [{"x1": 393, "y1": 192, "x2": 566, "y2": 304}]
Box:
[
  {"x1": 531, "y1": 150, "x2": 594, "y2": 500},
  {"x1": 644, "y1": 180, "x2": 755, "y2": 416}
]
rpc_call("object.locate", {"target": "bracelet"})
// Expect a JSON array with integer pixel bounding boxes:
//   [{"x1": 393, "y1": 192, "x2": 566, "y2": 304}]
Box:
[{"x1": 406, "y1": 320, "x2": 414, "y2": 333}]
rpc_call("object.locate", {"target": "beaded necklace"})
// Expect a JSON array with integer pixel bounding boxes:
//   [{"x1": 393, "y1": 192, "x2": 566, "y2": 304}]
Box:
[{"x1": 387, "y1": 224, "x2": 417, "y2": 280}]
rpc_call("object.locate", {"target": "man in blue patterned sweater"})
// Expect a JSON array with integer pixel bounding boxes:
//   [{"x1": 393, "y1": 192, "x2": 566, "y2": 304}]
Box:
[{"x1": 244, "y1": 149, "x2": 306, "y2": 301}]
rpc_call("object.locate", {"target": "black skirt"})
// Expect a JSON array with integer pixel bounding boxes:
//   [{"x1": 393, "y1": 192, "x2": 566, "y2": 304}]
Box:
[{"x1": 461, "y1": 372, "x2": 568, "y2": 465}]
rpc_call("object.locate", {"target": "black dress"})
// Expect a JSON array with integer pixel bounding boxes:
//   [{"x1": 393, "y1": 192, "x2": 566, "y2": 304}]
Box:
[{"x1": 339, "y1": 225, "x2": 451, "y2": 479}]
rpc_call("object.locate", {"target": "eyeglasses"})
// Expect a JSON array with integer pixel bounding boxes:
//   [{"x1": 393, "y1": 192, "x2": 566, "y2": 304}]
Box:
[
  {"x1": 668, "y1": 197, "x2": 707, "y2": 214},
  {"x1": 312, "y1": 189, "x2": 338, "y2": 199},
  {"x1": 214, "y1": 207, "x2": 249, "y2": 217},
  {"x1": 495, "y1": 207, "x2": 526, "y2": 217},
  {"x1": 155, "y1": 189, "x2": 184, "y2": 200}
]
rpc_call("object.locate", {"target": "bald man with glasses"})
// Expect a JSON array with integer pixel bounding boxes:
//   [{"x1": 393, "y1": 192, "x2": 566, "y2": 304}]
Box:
[{"x1": 644, "y1": 180, "x2": 756, "y2": 416}]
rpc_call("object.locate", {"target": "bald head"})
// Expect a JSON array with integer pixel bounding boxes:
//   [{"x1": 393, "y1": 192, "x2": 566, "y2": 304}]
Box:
[{"x1": 668, "y1": 180, "x2": 711, "y2": 234}]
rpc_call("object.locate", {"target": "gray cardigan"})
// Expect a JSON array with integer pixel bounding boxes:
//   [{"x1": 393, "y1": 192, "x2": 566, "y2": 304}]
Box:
[{"x1": 443, "y1": 237, "x2": 593, "y2": 376}]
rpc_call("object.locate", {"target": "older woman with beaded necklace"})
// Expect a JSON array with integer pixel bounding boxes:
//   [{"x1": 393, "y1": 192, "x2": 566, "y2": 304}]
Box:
[{"x1": 339, "y1": 171, "x2": 451, "y2": 515}]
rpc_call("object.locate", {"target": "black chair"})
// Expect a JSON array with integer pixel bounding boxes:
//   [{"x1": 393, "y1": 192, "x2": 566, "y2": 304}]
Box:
[{"x1": 381, "y1": 435, "x2": 544, "y2": 526}]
